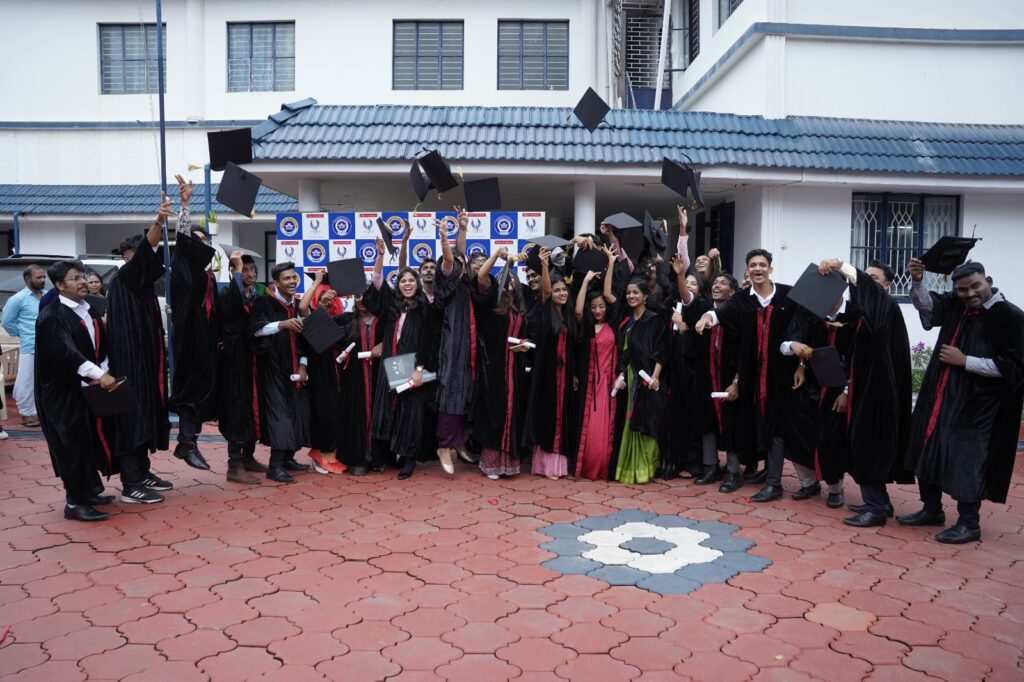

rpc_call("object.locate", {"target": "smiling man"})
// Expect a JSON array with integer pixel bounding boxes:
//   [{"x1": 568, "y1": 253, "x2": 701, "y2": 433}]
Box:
[{"x1": 897, "y1": 259, "x2": 1024, "y2": 543}]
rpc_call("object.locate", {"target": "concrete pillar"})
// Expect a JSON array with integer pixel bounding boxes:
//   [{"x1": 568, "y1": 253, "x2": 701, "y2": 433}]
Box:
[
  {"x1": 573, "y1": 180, "x2": 597, "y2": 237},
  {"x1": 297, "y1": 178, "x2": 322, "y2": 212}
]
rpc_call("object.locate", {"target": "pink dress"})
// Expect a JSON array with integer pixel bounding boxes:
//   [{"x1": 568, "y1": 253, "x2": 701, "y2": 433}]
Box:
[{"x1": 575, "y1": 324, "x2": 617, "y2": 480}]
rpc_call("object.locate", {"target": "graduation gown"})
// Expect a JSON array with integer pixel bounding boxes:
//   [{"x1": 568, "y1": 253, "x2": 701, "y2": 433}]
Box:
[
  {"x1": 783, "y1": 305, "x2": 859, "y2": 483},
  {"x1": 106, "y1": 241, "x2": 170, "y2": 456},
  {"x1": 303, "y1": 307, "x2": 344, "y2": 453},
  {"x1": 470, "y1": 277, "x2": 528, "y2": 458},
  {"x1": 846, "y1": 271, "x2": 913, "y2": 485},
  {"x1": 168, "y1": 232, "x2": 219, "y2": 420},
  {"x1": 714, "y1": 284, "x2": 798, "y2": 464},
  {"x1": 250, "y1": 293, "x2": 310, "y2": 452},
  {"x1": 216, "y1": 280, "x2": 263, "y2": 444},
  {"x1": 523, "y1": 299, "x2": 578, "y2": 459},
  {"x1": 35, "y1": 300, "x2": 116, "y2": 501},
  {"x1": 434, "y1": 260, "x2": 476, "y2": 417},
  {"x1": 615, "y1": 308, "x2": 667, "y2": 441},
  {"x1": 363, "y1": 280, "x2": 440, "y2": 460},
  {"x1": 336, "y1": 312, "x2": 383, "y2": 468},
  {"x1": 906, "y1": 289, "x2": 1024, "y2": 503},
  {"x1": 659, "y1": 296, "x2": 698, "y2": 479},
  {"x1": 685, "y1": 297, "x2": 740, "y2": 451}
]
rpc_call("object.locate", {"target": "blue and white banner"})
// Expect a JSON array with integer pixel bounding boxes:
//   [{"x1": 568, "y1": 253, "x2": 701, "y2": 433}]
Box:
[{"x1": 276, "y1": 211, "x2": 546, "y2": 294}]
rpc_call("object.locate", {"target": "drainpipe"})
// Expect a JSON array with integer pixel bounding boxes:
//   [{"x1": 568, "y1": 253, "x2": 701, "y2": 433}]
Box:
[{"x1": 11, "y1": 211, "x2": 20, "y2": 256}]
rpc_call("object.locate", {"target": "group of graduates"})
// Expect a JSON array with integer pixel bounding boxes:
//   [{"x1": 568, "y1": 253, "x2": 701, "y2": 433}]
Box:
[{"x1": 36, "y1": 177, "x2": 1023, "y2": 545}]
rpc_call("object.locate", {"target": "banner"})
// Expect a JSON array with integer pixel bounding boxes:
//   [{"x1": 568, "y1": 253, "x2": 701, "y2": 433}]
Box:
[{"x1": 276, "y1": 211, "x2": 546, "y2": 293}]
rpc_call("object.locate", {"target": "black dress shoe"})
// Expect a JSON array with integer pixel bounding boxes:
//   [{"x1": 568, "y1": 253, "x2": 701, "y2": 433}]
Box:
[
  {"x1": 695, "y1": 465, "x2": 724, "y2": 486},
  {"x1": 64, "y1": 504, "x2": 110, "y2": 522},
  {"x1": 744, "y1": 467, "x2": 768, "y2": 485},
  {"x1": 895, "y1": 509, "x2": 946, "y2": 526},
  {"x1": 719, "y1": 471, "x2": 743, "y2": 493},
  {"x1": 935, "y1": 522, "x2": 981, "y2": 544},
  {"x1": 347, "y1": 466, "x2": 369, "y2": 477},
  {"x1": 173, "y1": 443, "x2": 211, "y2": 471},
  {"x1": 84, "y1": 494, "x2": 116, "y2": 506},
  {"x1": 842, "y1": 511, "x2": 887, "y2": 527},
  {"x1": 267, "y1": 467, "x2": 295, "y2": 483},
  {"x1": 849, "y1": 502, "x2": 894, "y2": 518},
  {"x1": 750, "y1": 484, "x2": 783, "y2": 503},
  {"x1": 283, "y1": 459, "x2": 311, "y2": 472},
  {"x1": 455, "y1": 447, "x2": 480, "y2": 465},
  {"x1": 397, "y1": 459, "x2": 416, "y2": 480},
  {"x1": 826, "y1": 491, "x2": 845, "y2": 509},
  {"x1": 792, "y1": 482, "x2": 822, "y2": 501}
]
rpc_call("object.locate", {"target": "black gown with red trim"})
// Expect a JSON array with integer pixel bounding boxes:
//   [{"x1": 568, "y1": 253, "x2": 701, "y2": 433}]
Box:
[
  {"x1": 684, "y1": 297, "x2": 741, "y2": 452},
  {"x1": 435, "y1": 260, "x2": 477, "y2": 417},
  {"x1": 713, "y1": 284, "x2": 798, "y2": 465},
  {"x1": 336, "y1": 311, "x2": 384, "y2": 468},
  {"x1": 168, "y1": 232, "x2": 219, "y2": 420},
  {"x1": 905, "y1": 288, "x2": 1024, "y2": 503},
  {"x1": 523, "y1": 299, "x2": 578, "y2": 459},
  {"x1": 249, "y1": 293, "x2": 310, "y2": 452},
  {"x1": 216, "y1": 279, "x2": 260, "y2": 444},
  {"x1": 783, "y1": 305, "x2": 859, "y2": 483},
  {"x1": 105, "y1": 241, "x2": 170, "y2": 456},
  {"x1": 35, "y1": 300, "x2": 117, "y2": 501}
]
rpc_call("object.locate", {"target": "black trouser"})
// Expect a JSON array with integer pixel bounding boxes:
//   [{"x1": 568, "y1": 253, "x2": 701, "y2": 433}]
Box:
[
  {"x1": 62, "y1": 459, "x2": 104, "y2": 506},
  {"x1": 765, "y1": 437, "x2": 786, "y2": 486},
  {"x1": 119, "y1": 445, "x2": 152, "y2": 487},
  {"x1": 227, "y1": 440, "x2": 256, "y2": 467},
  {"x1": 858, "y1": 480, "x2": 892, "y2": 515},
  {"x1": 177, "y1": 407, "x2": 202, "y2": 445},
  {"x1": 920, "y1": 481, "x2": 981, "y2": 530},
  {"x1": 269, "y1": 448, "x2": 294, "y2": 469}
]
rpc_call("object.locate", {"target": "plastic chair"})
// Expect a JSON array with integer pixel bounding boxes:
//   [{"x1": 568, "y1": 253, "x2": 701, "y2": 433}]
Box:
[{"x1": 0, "y1": 348, "x2": 19, "y2": 421}]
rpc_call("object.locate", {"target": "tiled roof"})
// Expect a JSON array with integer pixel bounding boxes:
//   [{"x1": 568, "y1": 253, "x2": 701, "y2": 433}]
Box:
[
  {"x1": 0, "y1": 183, "x2": 297, "y2": 215},
  {"x1": 252, "y1": 100, "x2": 1024, "y2": 176}
]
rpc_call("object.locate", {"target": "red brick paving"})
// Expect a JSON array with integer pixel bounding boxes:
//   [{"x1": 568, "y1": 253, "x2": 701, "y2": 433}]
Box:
[{"x1": 0, "y1": 419, "x2": 1022, "y2": 680}]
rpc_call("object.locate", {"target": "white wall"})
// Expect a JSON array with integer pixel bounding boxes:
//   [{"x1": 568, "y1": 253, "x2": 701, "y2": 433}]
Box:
[{"x1": 19, "y1": 222, "x2": 86, "y2": 256}]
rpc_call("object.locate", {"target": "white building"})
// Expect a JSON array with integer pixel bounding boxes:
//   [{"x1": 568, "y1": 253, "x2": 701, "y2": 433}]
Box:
[{"x1": 2, "y1": 0, "x2": 1023, "y2": 343}]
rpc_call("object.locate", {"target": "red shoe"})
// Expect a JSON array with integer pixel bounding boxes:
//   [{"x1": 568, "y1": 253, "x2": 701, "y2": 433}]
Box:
[
  {"x1": 323, "y1": 457, "x2": 347, "y2": 474},
  {"x1": 308, "y1": 450, "x2": 329, "y2": 475}
]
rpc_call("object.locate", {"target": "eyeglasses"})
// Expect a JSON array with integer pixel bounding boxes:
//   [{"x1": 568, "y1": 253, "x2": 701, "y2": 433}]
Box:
[{"x1": 64, "y1": 275, "x2": 85, "y2": 283}]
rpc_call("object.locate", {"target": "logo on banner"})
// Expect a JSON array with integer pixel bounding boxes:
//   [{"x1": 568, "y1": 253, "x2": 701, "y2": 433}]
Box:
[
  {"x1": 412, "y1": 243, "x2": 434, "y2": 262},
  {"x1": 494, "y1": 214, "x2": 515, "y2": 237},
  {"x1": 307, "y1": 218, "x2": 323, "y2": 236},
  {"x1": 331, "y1": 215, "x2": 353, "y2": 238},
  {"x1": 306, "y1": 242, "x2": 327, "y2": 265},
  {"x1": 384, "y1": 215, "x2": 408, "y2": 238},
  {"x1": 359, "y1": 242, "x2": 378, "y2": 264},
  {"x1": 523, "y1": 217, "x2": 540, "y2": 234},
  {"x1": 439, "y1": 215, "x2": 459, "y2": 237},
  {"x1": 361, "y1": 218, "x2": 377, "y2": 237},
  {"x1": 334, "y1": 243, "x2": 351, "y2": 259},
  {"x1": 469, "y1": 218, "x2": 485, "y2": 234},
  {"x1": 466, "y1": 241, "x2": 488, "y2": 258},
  {"x1": 414, "y1": 217, "x2": 431, "y2": 236},
  {"x1": 279, "y1": 216, "x2": 300, "y2": 238},
  {"x1": 386, "y1": 270, "x2": 400, "y2": 287}
]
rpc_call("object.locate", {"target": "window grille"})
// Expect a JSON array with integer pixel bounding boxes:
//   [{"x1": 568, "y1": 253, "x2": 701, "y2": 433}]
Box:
[
  {"x1": 498, "y1": 20, "x2": 569, "y2": 90},
  {"x1": 227, "y1": 22, "x2": 295, "y2": 93},
  {"x1": 99, "y1": 24, "x2": 166, "y2": 95},
  {"x1": 393, "y1": 21, "x2": 464, "y2": 90}
]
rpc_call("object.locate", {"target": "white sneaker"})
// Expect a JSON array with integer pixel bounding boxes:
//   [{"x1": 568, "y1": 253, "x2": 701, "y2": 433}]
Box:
[
  {"x1": 0, "y1": 429, "x2": 8, "y2": 440},
  {"x1": 437, "y1": 448, "x2": 455, "y2": 475},
  {"x1": 486, "y1": 474, "x2": 500, "y2": 481}
]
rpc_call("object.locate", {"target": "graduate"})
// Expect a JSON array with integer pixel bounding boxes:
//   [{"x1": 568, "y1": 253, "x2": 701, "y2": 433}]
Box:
[
  {"x1": 363, "y1": 237, "x2": 440, "y2": 480},
  {"x1": 250, "y1": 262, "x2": 311, "y2": 483},
  {"x1": 573, "y1": 246, "x2": 620, "y2": 481},
  {"x1": 817, "y1": 259, "x2": 912, "y2": 527},
  {"x1": 168, "y1": 175, "x2": 218, "y2": 471},
  {"x1": 613, "y1": 277, "x2": 666, "y2": 484},
  {"x1": 696, "y1": 249, "x2": 798, "y2": 501},
  {"x1": 336, "y1": 290, "x2": 383, "y2": 476},
  {"x1": 106, "y1": 195, "x2": 174, "y2": 504},
  {"x1": 897, "y1": 260, "x2": 1024, "y2": 543},
  {"x1": 524, "y1": 247, "x2": 578, "y2": 479},
  {"x1": 35, "y1": 260, "x2": 118, "y2": 521},
  {"x1": 216, "y1": 251, "x2": 268, "y2": 484},
  {"x1": 470, "y1": 248, "x2": 528, "y2": 479}
]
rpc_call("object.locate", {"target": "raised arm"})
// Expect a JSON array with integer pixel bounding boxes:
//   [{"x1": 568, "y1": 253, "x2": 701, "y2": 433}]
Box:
[
  {"x1": 539, "y1": 248, "x2": 553, "y2": 304},
  {"x1": 602, "y1": 246, "x2": 617, "y2": 305},
  {"x1": 298, "y1": 269, "x2": 325, "y2": 316},
  {"x1": 148, "y1": 192, "x2": 176, "y2": 248},
  {"x1": 454, "y1": 206, "x2": 468, "y2": 261},
  {"x1": 438, "y1": 218, "x2": 455, "y2": 272},
  {"x1": 373, "y1": 237, "x2": 386, "y2": 277},
  {"x1": 398, "y1": 220, "x2": 412, "y2": 270},
  {"x1": 478, "y1": 246, "x2": 505, "y2": 287},
  {"x1": 575, "y1": 270, "x2": 598, "y2": 323}
]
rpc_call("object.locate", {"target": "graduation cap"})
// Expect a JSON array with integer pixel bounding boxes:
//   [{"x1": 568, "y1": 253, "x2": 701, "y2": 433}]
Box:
[
  {"x1": 376, "y1": 218, "x2": 397, "y2": 256},
  {"x1": 207, "y1": 128, "x2": 252, "y2": 171},
  {"x1": 643, "y1": 210, "x2": 667, "y2": 254},
  {"x1": 418, "y1": 150, "x2": 459, "y2": 194},
  {"x1": 463, "y1": 177, "x2": 502, "y2": 212},
  {"x1": 920, "y1": 235, "x2": 980, "y2": 276},
  {"x1": 601, "y1": 212, "x2": 642, "y2": 230},
  {"x1": 618, "y1": 228, "x2": 645, "y2": 263},
  {"x1": 572, "y1": 87, "x2": 611, "y2": 133},
  {"x1": 572, "y1": 246, "x2": 609, "y2": 275},
  {"x1": 410, "y1": 160, "x2": 432, "y2": 202},
  {"x1": 661, "y1": 157, "x2": 704, "y2": 210},
  {"x1": 497, "y1": 259, "x2": 513, "y2": 293},
  {"x1": 301, "y1": 307, "x2": 346, "y2": 355},
  {"x1": 326, "y1": 258, "x2": 368, "y2": 297},
  {"x1": 220, "y1": 244, "x2": 263, "y2": 260},
  {"x1": 809, "y1": 345, "x2": 847, "y2": 388},
  {"x1": 216, "y1": 162, "x2": 262, "y2": 217},
  {"x1": 83, "y1": 378, "x2": 136, "y2": 417},
  {"x1": 789, "y1": 263, "x2": 848, "y2": 320},
  {"x1": 524, "y1": 235, "x2": 570, "y2": 273}
]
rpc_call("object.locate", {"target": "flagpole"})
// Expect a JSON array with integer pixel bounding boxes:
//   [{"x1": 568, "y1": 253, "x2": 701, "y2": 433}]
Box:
[{"x1": 155, "y1": 0, "x2": 173, "y2": 375}]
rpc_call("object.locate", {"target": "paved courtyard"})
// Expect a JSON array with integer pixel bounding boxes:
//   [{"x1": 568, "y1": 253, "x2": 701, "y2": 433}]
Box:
[{"x1": 0, "y1": 414, "x2": 1021, "y2": 681}]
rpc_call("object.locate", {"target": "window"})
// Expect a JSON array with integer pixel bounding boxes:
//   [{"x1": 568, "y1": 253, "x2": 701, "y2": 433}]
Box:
[
  {"x1": 498, "y1": 20, "x2": 569, "y2": 90},
  {"x1": 718, "y1": 0, "x2": 744, "y2": 28},
  {"x1": 99, "y1": 24, "x2": 166, "y2": 95},
  {"x1": 227, "y1": 22, "x2": 295, "y2": 93},
  {"x1": 393, "y1": 21, "x2": 464, "y2": 90},
  {"x1": 686, "y1": 0, "x2": 700, "y2": 65},
  {"x1": 850, "y1": 193, "x2": 960, "y2": 296}
]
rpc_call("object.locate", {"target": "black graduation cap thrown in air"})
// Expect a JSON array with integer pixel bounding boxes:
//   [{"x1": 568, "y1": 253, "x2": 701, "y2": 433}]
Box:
[
  {"x1": 572, "y1": 87, "x2": 611, "y2": 133},
  {"x1": 410, "y1": 161, "x2": 433, "y2": 202},
  {"x1": 301, "y1": 307, "x2": 346, "y2": 355},
  {"x1": 789, "y1": 263, "x2": 848, "y2": 320},
  {"x1": 618, "y1": 228, "x2": 645, "y2": 263},
  {"x1": 661, "y1": 157, "x2": 704, "y2": 210},
  {"x1": 207, "y1": 128, "x2": 253, "y2": 172},
  {"x1": 524, "y1": 235, "x2": 571, "y2": 273},
  {"x1": 418, "y1": 150, "x2": 460, "y2": 194},
  {"x1": 809, "y1": 345, "x2": 847, "y2": 388},
  {"x1": 571, "y1": 245, "x2": 609, "y2": 275},
  {"x1": 601, "y1": 212, "x2": 642, "y2": 230},
  {"x1": 919, "y1": 235, "x2": 980, "y2": 276},
  {"x1": 216, "y1": 162, "x2": 262, "y2": 217},
  {"x1": 376, "y1": 218, "x2": 398, "y2": 257},
  {"x1": 643, "y1": 210, "x2": 667, "y2": 254},
  {"x1": 463, "y1": 177, "x2": 502, "y2": 212},
  {"x1": 327, "y1": 258, "x2": 369, "y2": 297}
]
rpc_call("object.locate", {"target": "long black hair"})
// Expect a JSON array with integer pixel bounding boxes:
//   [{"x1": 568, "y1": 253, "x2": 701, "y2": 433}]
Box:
[{"x1": 389, "y1": 266, "x2": 428, "y2": 314}]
